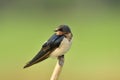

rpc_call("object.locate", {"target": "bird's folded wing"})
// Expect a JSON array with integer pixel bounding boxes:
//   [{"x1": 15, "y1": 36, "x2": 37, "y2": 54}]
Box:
[{"x1": 24, "y1": 34, "x2": 64, "y2": 68}]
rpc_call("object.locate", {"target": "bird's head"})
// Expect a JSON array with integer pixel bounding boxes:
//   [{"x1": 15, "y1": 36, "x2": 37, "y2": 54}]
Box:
[
  {"x1": 54, "y1": 25, "x2": 71, "y2": 35},
  {"x1": 54, "y1": 25, "x2": 73, "y2": 40}
]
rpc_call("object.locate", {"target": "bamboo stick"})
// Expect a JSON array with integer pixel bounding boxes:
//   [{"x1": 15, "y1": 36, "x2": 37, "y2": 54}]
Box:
[{"x1": 50, "y1": 55, "x2": 64, "y2": 80}]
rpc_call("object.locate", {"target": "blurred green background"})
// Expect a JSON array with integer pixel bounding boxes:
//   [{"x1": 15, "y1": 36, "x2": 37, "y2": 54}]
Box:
[{"x1": 0, "y1": 0, "x2": 120, "y2": 80}]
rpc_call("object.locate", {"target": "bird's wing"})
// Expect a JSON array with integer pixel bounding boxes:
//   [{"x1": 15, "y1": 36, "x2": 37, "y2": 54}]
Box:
[{"x1": 24, "y1": 34, "x2": 64, "y2": 68}]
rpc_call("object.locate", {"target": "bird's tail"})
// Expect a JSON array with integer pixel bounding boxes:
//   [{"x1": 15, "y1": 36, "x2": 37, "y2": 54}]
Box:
[
  {"x1": 23, "y1": 50, "x2": 50, "y2": 69},
  {"x1": 23, "y1": 62, "x2": 32, "y2": 68}
]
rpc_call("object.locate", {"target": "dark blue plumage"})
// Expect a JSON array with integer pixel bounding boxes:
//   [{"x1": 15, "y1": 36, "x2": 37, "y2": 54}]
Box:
[{"x1": 24, "y1": 34, "x2": 64, "y2": 68}]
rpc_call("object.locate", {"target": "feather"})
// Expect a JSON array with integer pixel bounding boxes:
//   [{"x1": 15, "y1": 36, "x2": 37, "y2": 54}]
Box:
[{"x1": 23, "y1": 34, "x2": 64, "y2": 68}]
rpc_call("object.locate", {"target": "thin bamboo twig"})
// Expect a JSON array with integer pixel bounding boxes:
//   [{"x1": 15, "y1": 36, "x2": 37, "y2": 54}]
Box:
[{"x1": 50, "y1": 55, "x2": 64, "y2": 80}]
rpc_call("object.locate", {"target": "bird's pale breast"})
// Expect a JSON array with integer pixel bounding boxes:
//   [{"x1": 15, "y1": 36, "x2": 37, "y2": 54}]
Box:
[{"x1": 50, "y1": 38, "x2": 72, "y2": 57}]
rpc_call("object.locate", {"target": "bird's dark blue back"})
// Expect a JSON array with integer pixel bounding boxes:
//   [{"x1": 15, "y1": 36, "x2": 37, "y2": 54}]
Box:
[
  {"x1": 43, "y1": 34, "x2": 64, "y2": 48},
  {"x1": 24, "y1": 34, "x2": 64, "y2": 68}
]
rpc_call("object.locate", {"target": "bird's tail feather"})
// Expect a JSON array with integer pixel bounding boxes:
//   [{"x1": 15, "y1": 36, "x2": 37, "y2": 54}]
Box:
[
  {"x1": 23, "y1": 50, "x2": 49, "y2": 69},
  {"x1": 23, "y1": 62, "x2": 32, "y2": 68}
]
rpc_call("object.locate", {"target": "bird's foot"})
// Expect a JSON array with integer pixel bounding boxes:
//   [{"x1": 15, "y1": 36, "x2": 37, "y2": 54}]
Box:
[{"x1": 58, "y1": 55, "x2": 64, "y2": 66}]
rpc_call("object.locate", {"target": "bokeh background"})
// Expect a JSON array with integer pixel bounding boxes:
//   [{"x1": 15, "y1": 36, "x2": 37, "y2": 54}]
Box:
[{"x1": 0, "y1": 0, "x2": 120, "y2": 80}]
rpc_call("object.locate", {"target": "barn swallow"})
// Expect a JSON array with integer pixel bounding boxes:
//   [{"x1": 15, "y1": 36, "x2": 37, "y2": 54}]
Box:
[{"x1": 24, "y1": 25, "x2": 73, "y2": 68}]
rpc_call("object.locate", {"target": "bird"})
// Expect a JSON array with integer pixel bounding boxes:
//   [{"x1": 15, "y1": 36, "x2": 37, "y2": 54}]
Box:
[{"x1": 23, "y1": 25, "x2": 73, "y2": 68}]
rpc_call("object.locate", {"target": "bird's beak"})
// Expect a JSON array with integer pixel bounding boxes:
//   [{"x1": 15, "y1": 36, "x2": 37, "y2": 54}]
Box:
[{"x1": 54, "y1": 30, "x2": 58, "y2": 32}]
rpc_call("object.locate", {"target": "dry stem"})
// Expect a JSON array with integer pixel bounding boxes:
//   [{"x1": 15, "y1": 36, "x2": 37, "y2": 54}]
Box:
[{"x1": 50, "y1": 55, "x2": 64, "y2": 80}]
